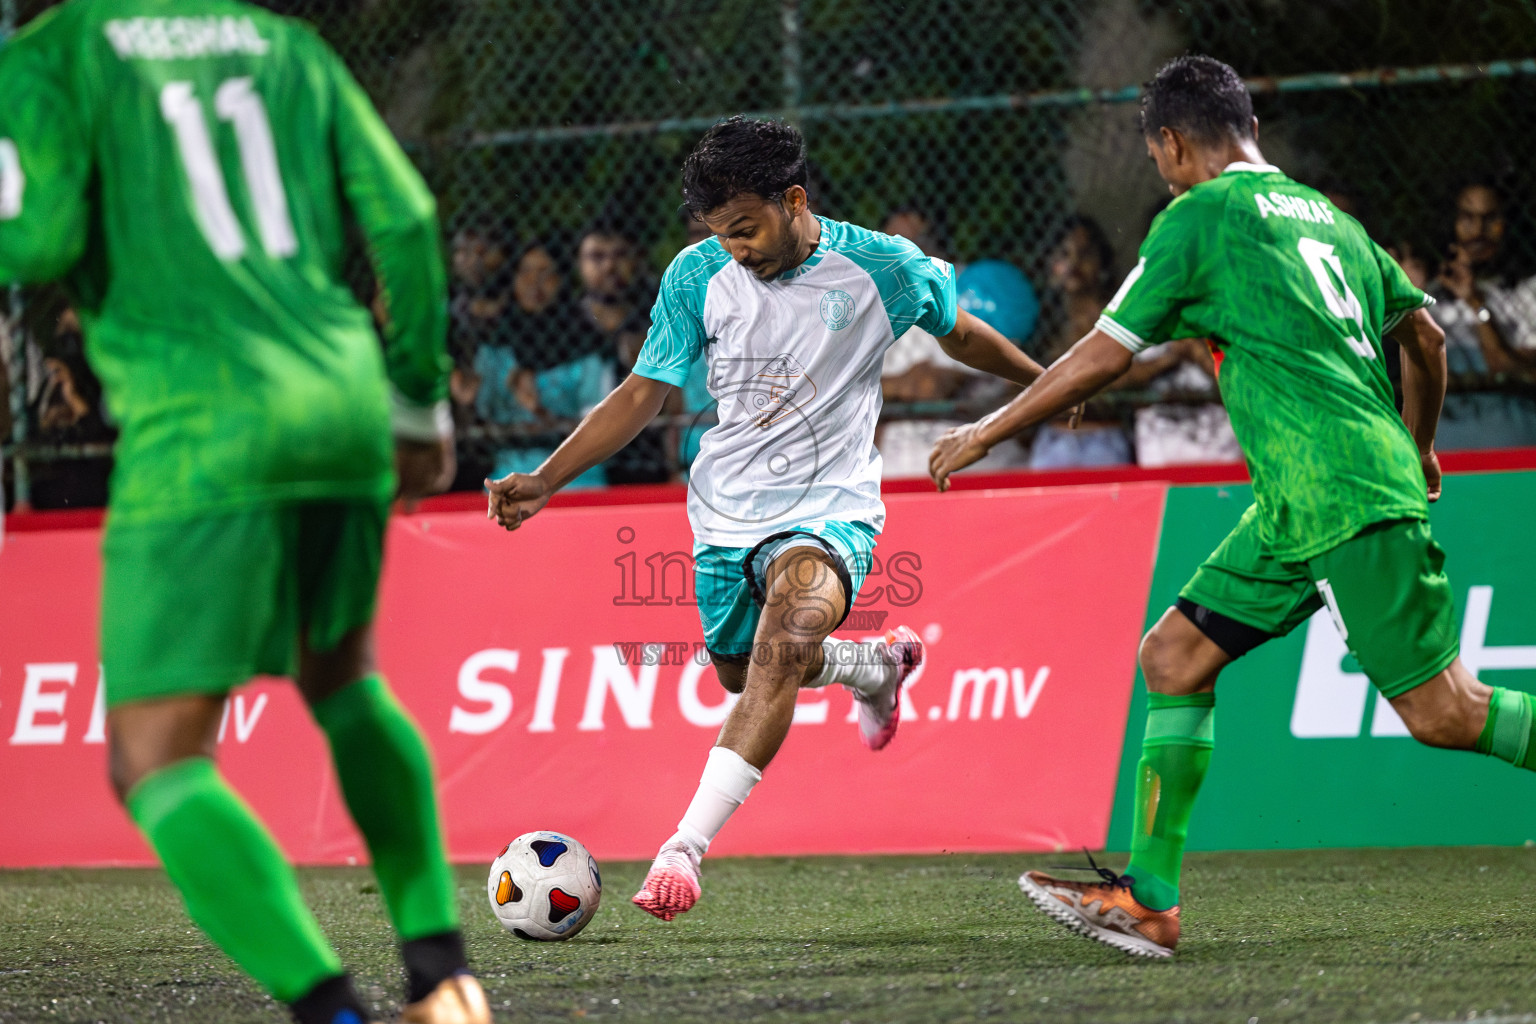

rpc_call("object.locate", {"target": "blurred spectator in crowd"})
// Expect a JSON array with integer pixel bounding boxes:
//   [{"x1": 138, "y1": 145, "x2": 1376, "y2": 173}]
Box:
[
  {"x1": 446, "y1": 221, "x2": 517, "y2": 489},
  {"x1": 876, "y1": 207, "x2": 1033, "y2": 477},
  {"x1": 1405, "y1": 180, "x2": 1536, "y2": 449},
  {"x1": 577, "y1": 219, "x2": 650, "y2": 370},
  {"x1": 577, "y1": 216, "x2": 668, "y2": 483},
  {"x1": 1029, "y1": 215, "x2": 1134, "y2": 468},
  {"x1": 881, "y1": 205, "x2": 951, "y2": 264},
  {"x1": 462, "y1": 239, "x2": 613, "y2": 489},
  {"x1": 1428, "y1": 181, "x2": 1536, "y2": 366},
  {"x1": 27, "y1": 307, "x2": 115, "y2": 508}
]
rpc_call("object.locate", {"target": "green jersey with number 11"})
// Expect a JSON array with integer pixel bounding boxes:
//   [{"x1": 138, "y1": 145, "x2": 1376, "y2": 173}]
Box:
[
  {"x1": 0, "y1": 0, "x2": 449, "y2": 524},
  {"x1": 1098, "y1": 162, "x2": 1434, "y2": 562}
]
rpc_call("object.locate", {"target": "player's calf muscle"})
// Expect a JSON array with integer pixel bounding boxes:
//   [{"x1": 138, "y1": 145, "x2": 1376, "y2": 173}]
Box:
[{"x1": 1389, "y1": 662, "x2": 1490, "y2": 750}]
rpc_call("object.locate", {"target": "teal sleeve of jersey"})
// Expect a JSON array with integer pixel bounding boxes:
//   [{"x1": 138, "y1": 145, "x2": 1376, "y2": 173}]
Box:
[
  {"x1": 1097, "y1": 194, "x2": 1214, "y2": 353},
  {"x1": 1371, "y1": 239, "x2": 1433, "y2": 333},
  {"x1": 634, "y1": 244, "x2": 725, "y2": 388},
  {"x1": 325, "y1": 38, "x2": 449, "y2": 407},
  {"x1": 851, "y1": 232, "x2": 959, "y2": 338},
  {"x1": 0, "y1": 40, "x2": 90, "y2": 285}
]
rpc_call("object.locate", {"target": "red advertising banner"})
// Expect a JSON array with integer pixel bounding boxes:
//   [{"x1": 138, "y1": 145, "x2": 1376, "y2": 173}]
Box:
[{"x1": 0, "y1": 483, "x2": 1165, "y2": 867}]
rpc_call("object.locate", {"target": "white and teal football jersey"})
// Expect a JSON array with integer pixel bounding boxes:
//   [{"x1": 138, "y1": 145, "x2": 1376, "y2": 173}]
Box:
[{"x1": 634, "y1": 216, "x2": 958, "y2": 546}]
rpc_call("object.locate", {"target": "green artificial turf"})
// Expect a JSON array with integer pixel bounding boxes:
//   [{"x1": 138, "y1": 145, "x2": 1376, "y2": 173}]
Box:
[{"x1": 2, "y1": 848, "x2": 1535, "y2": 1023}]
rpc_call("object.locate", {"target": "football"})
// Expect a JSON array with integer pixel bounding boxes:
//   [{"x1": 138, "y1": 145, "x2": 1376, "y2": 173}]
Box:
[{"x1": 486, "y1": 831, "x2": 603, "y2": 941}]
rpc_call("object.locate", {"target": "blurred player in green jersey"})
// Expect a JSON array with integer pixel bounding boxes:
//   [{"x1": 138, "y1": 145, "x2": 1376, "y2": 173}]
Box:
[
  {"x1": 932, "y1": 55, "x2": 1530, "y2": 959},
  {"x1": 0, "y1": 2, "x2": 490, "y2": 1020}
]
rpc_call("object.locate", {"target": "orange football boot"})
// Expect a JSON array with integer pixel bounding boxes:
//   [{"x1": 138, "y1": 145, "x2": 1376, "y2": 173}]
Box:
[
  {"x1": 1019, "y1": 856, "x2": 1179, "y2": 958},
  {"x1": 399, "y1": 973, "x2": 492, "y2": 1024}
]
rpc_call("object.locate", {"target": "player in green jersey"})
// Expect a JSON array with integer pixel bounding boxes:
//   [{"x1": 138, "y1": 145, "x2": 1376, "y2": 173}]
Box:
[
  {"x1": 932, "y1": 55, "x2": 1532, "y2": 959},
  {"x1": 0, "y1": 2, "x2": 490, "y2": 1020}
]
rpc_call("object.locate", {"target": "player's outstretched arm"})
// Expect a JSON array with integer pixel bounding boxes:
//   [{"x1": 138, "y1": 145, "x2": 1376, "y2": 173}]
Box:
[
  {"x1": 486, "y1": 373, "x2": 674, "y2": 531},
  {"x1": 936, "y1": 308, "x2": 1048, "y2": 387},
  {"x1": 929, "y1": 329, "x2": 1131, "y2": 491},
  {"x1": 1392, "y1": 307, "x2": 1448, "y2": 502}
]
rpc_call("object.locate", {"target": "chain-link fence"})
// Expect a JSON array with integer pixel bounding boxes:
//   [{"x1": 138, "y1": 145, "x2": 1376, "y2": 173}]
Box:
[{"x1": 6, "y1": 0, "x2": 1536, "y2": 506}]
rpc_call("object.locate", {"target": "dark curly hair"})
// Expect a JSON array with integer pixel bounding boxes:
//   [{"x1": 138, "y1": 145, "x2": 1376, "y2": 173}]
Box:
[
  {"x1": 1139, "y1": 54, "x2": 1254, "y2": 145},
  {"x1": 681, "y1": 116, "x2": 809, "y2": 218}
]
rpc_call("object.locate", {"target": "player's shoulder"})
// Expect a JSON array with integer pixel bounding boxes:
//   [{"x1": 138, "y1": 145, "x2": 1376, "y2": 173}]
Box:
[
  {"x1": 1152, "y1": 164, "x2": 1333, "y2": 242},
  {"x1": 1216, "y1": 165, "x2": 1353, "y2": 234},
  {"x1": 0, "y1": 1, "x2": 89, "y2": 104},
  {"x1": 821, "y1": 217, "x2": 919, "y2": 261},
  {"x1": 1158, "y1": 172, "x2": 1248, "y2": 225},
  {"x1": 663, "y1": 237, "x2": 732, "y2": 282},
  {"x1": 1, "y1": 0, "x2": 84, "y2": 62},
  {"x1": 658, "y1": 238, "x2": 733, "y2": 306},
  {"x1": 819, "y1": 217, "x2": 948, "y2": 283}
]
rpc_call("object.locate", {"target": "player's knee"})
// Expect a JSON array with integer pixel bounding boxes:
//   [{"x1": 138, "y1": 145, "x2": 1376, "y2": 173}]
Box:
[
  {"x1": 710, "y1": 655, "x2": 747, "y2": 694},
  {"x1": 106, "y1": 738, "x2": 171, "y2": 804},
  {"x1": 1137, "y1": 628, "x2": 1182, "y2": 694},
  {"x1": 761, "y1": 554, "x2": 845, "y2": 642}
]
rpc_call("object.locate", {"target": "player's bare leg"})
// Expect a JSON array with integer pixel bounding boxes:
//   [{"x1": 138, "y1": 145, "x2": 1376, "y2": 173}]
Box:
[
  {"x1": 707, "y1": 571, "x2": 921, "y2": 751},
  {"x1": 633, "y1": 545, "x2": 923, "y2": 921},
  {"x1": 718, "y1": 546, "x2": 850, "y2": 767},
  {"x1": 299, "y1": 626, "x2": 488, "y2": 1024},
  {"x1": 108, "y1": 694, "x2": 224, "y2": 803},
  {"x1": 1021, "y1": 607, "x2": 1228, "y2": 957},
  {"x1": 1387, "y1": 658, "x2": 1490, "y2": 750}
]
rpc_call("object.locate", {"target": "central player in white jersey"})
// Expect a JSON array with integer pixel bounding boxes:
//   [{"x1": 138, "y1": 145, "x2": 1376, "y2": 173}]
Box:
[{"x1": 487, "y1": 117, "x2": 1049, "y2": 920}]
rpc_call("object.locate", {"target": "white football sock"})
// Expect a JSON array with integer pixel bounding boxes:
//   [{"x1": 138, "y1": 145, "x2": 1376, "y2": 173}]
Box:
[
  {"x1": 805, "y1": 638, "x2": 894, "y2": 697},
  {"x1": 673, "y1": 746, "x2": 762, "y2": 857}
]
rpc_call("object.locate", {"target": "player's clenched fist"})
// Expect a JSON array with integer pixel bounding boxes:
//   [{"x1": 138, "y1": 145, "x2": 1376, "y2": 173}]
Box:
[
  {"x1": 928, "y1": 422, "x2": 990, "y2": 493},
  {"x1": 485, "y1": 471, "x2": 553, "y2": 531}
]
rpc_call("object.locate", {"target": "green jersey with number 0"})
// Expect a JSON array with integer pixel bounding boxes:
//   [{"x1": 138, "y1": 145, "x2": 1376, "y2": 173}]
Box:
[
  {"x1": 1098, "y1": 162, "x2": 1434, "y2": 561},
  {"x1": 0, "y1": 0, "x2": 449, "y2": 523}
]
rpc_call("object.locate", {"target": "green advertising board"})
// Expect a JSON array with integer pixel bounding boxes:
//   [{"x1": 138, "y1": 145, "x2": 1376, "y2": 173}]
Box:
[{"x1": 1107, "y1": 470, "x2": 1536, "y2": 851}]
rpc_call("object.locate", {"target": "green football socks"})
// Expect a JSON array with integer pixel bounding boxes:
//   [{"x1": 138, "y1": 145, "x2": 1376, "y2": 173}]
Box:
[
  {"x1": 312, "y1": 675, "x2": 459, "y2": 943},
  {"x1": 1125, "y1": 692, "x2": 1215, "y2": 912},
  {"x1": 1476, "y1": 686, "x2": 1536, "y2": 769},
  {"x1": 126, "y1": 757, "x2": 342, "y2": 1002}
]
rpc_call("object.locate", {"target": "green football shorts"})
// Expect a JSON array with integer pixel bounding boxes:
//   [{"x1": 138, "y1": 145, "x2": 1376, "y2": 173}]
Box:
[
  {"x1": 101, "y1": 500, "x2": 389, "y2": 708},
  {"x1": 1179, "y1": 508, "x2": 1459, "y2": 698}
]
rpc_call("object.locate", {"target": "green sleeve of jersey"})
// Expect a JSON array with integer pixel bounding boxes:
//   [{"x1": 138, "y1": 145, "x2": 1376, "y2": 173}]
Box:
[
  {"x1": 323, "y1": 36, "x2": 449, "y2": 411},
  {"x1": 0, "y1": 39, "x2": 90, "y2": 285},
  {"x1": 1097, "y1": 194, "x2": 1216, "y2": 353},
  {"x1": 1370, "y1": 239, "x2": 1433, "y2": 333}
]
